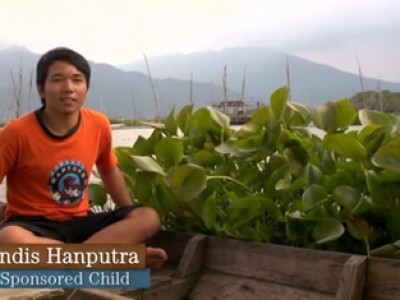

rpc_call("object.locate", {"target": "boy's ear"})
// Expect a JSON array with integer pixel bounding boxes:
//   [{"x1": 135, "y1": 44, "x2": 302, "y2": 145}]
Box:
[{"x1": 37, "y1": 85, "x2": 44, "y2": 98}]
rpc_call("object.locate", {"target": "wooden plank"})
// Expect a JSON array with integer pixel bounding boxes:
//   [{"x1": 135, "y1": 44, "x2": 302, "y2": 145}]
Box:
[
  {"x1": 335, "y1": 255, "x2": 367, "y2": 300},
  {"x1": 3, "y1": 289, "x2": 64, "y2": 300},
  {"x1": 364, "y1": 257, "x2": 400, "y2": 300},
  {"x1": 147, "y1": 230, "x2": 195, "y2": 265},
  {"x1": 62, "y1": 266, "x2": 179, "y2": 300},
  {"x1": 124, "y1": 276, "x2": 198, "y2": 300},
  {"x1": 176, "y1": 234, "x2": 207, "y2": 278},
  {"x1": 205, "y1": 236, "x2": 352, "y2": 295},
  {"x1": 189, "y1": 270, "x2": 334, "y2": 300},
  {"x1": 71, "y1": 289, "x2": 136, "y2": 300}
]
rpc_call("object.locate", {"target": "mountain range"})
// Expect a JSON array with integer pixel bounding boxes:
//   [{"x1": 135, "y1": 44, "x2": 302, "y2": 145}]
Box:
[{"x1": 1, "y1": 46, "x2": 399, "y2": 122}]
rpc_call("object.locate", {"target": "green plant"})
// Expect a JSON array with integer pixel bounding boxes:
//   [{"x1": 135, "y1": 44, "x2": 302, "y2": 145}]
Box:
[{"x1": 90, "y1": 87, "x2": 400, "y2": 258}]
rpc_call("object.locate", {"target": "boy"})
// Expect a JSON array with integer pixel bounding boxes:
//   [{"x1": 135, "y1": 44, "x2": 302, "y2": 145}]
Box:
[{"x1": 0, "y1": 47, "x2": 167, "y2": 269}]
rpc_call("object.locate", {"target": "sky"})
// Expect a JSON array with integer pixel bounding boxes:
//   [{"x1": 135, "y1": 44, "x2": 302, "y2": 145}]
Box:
[{"x1": 1, "y1": 0, "x2": 399, "y2": 82}]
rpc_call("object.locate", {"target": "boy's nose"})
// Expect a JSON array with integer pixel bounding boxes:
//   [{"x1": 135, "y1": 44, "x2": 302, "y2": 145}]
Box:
[{"x1": 63, "y1": 80, "x2": 74, "y2": 91}]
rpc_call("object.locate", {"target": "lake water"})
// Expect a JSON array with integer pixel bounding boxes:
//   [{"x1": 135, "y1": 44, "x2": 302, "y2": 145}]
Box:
[{"x1": 0, "y1": 125, "x2": 332, "y2": 203}]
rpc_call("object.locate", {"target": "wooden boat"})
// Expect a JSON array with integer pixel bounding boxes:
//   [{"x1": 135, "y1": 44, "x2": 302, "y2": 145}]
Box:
[
  {"x1": 1, "y1": 230, "x2": 400, "y2": 299},
  {"x1": 59, "y1": 230, "x2": 400, "y2": 300}
]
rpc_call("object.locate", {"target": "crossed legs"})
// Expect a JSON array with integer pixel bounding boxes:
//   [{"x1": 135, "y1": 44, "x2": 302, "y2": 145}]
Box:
[{"x1": 0, "y1": 206, "x2": 167, "y2": 269}]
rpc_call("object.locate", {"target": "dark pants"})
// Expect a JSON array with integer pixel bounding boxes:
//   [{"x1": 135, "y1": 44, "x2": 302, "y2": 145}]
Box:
[{"x1": 0, "y1": 206, "x2": 139, "y2": 243}]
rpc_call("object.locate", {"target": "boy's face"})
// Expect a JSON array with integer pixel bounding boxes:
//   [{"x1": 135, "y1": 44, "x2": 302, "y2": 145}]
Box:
[{"x1": 38, "y1": 60, "x2": 88, "y2": 116}]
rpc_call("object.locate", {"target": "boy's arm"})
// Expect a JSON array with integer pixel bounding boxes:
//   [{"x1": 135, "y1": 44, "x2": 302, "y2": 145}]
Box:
[{"x1": 97, "y1": 166, "x2": 133, "y2": 207}]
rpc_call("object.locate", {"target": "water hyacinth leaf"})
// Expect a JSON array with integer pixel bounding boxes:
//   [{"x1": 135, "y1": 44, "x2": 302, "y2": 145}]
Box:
[
  {"x1": 335, "y1": 99, "x2": 357, "y2": 129},
  {"x1": 312, "y1": 99, "x2": 356, "y2": 133},
  {"x1": 228, "y1": 194, "x2": 262, "y2": 230},
  {"x1": 282, "y1": 177, "x2": 307, "y2": 193},
  {"x1": 312, "y1": 102, "x2": 337, "y2": 133},
  {"x1": 283, "y1": 144, "x2": 308, "y2": 168},
  {"x1": 287, "y1": 101, "x2": 311, "y2": 126},
  {"x1": 177, "y1": 104, "x2": 193, "y2": 136},
  {"x1": 259, "y1": 197, "x2": 282, "y2": 220},
  {"x1": 262, "y1": 118, "x2": 281, "y2": 151},
  {"x1": 283, "y1": 145, "x2": 308, "y2": 176},
  {"x1": 236, "y1": 165, "x2": 262, "y2": 189},
  {"x1": 265, "y1": 164, "x2": 290, "y2": 196},
  {"x1": 232, "y1": 133, "x2": 263, "y2": 152},
  {"x1": 379, "y1": 169, "x2": 400, "y2": 183},
  {"x1": 155, "y1": 137, "x2": 184, "y2": 169},
  {"x1": 313, "y1": 217, "x2": 345, "y2": 244},
  {"x1": 201, "y1": 193, "x2": 217, "y2": 229},
  {"x1": 323, "y1": 133, "x2": 366, "y2": 160},
  {"x1": 370, "y1": 244, "x2": 398, "y2": 259},
  {"x1": 287, "y1": 100, "x2": 310, "y2": 115},
  {"x1": 302, "y1": 163, "x2": 323, "y2": 184},
  {"x1": 132, "y1": 172, "x2": 155, "y2": 203},
  {"x1": 214, "y1": 142, "x2": 239, "y2": 156},
  {"x1": 190, "y1": 133, "x2": 208, "y2": 150},
  {"x1": 191, "y1": 150, "x2": 223, "y2": 168},
  {"x1": 332, "y1": 185, "x2": 359, "y2": 209},
  {"x1": 251, "y1": 106, "x2": 271, "y2": 125},
  {"x1": 168, "y1": 164, "x2": 207, "y2": 201},
  {"x1": 321, "y1": 174, "x2": 338, "y2": 193},
  {"x1": 359, "y1": 109, "x2": 394, "y2": 127},
  {"x1": 388, "y1": 125, "x2": 400, "y2": 139},
  {"x1": 139, "y1": 120, "x2": 165, "y2": 130},
  {"x1": 208, "y1": 106, "x2": 231, "y2": 129},
  {"x1": 193, "y1": 109, "x2": 231, "y2": 144},
  {"x1": 119, "y1": 166, "x2": 137, "y2": 194},
  {"x1": 266, "y1": 153, "x2": 288, "y2": 172},
  {"x1": 275, "y1": 175, "x2": 291, "y2": 191},
  {"x1": 164, "y1": 107, "x2": 178, "y2": 136},
  {"x1": 365, "y1": 170, "x2": 388, "y2": 207},
  {"x1": 358, "y1": 125, "x2": 388, "y2": 157},
  {"x1": 93, "y1": 98, "x2": 400, "y2": 254},
  {"x1": 88, "y1": 183, "x2": 108, "y2": 207},
  {"x1": 132, "y1": 130, "x2": 162, "y2": 156},
  {"x1": 357, "y1": 124, "x2": 383, "y2": 141},
  {"x1": 234, "y1": 122, "x2": 262, "y2": 139},
  {"x1": 270, "y1": 86, "x2": 288, "y2": 120},
  {"x1": 114, "y1": 147, "x2": 136, "y2": 168},
  {"x1": 191, "y1": 107, "x2": 211, "y2": 131},
  {"x1": 372, "y1": 139, "x2": 400, "y2": 172},
  {"x1": 321, "y1": 149, "x2": 336, "y2": 175},
  {"x1": 302, "y1": 184, "x2": 328, "y2": 210},
  {"x1": 130, "y1": 155, "x2": 166, "y2": 175},
  {"x1": 351, "y1": 196, "x2": 376, "y2": 216},
  {"x1": 154, "y1": 179, "x2": 180, "y2": 214},
  {"x1": 192, "y1": 107, "x2": 229, "y2": 135}
]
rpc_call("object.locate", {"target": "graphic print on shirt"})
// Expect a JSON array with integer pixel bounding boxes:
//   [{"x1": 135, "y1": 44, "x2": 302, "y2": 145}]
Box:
[{"x1": 49, "y1": 160, "x2": 88, "y2": 205}]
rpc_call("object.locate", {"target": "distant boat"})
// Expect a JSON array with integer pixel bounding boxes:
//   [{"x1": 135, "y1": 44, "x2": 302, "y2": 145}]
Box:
[
  {"x1": 211, "y1": 99, "x2": 262, "y2": 125},
  {"x1": 110, "y1": 123, "x2": 124, "y2": 129}
]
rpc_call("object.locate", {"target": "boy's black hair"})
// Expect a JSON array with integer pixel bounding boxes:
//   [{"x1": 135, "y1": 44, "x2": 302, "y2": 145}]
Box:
[{"x1": 36, "y1": 47, "x2": 91, "y2": 106}]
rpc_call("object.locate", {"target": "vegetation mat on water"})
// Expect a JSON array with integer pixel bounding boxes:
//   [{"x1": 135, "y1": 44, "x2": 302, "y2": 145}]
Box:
[{"x1": 89, "y1": 86, "x2": 400, "y2": 259}]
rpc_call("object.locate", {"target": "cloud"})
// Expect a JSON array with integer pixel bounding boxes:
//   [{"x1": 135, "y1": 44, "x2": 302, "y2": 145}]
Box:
[{"x1": 0, "y1": 0, "x2": 399, "y2": 81}]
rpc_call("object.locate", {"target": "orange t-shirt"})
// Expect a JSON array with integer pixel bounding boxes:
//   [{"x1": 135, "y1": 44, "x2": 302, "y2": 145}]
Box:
[{"x1": 0, "y1": 107, "x2": 117, "y2": 221}]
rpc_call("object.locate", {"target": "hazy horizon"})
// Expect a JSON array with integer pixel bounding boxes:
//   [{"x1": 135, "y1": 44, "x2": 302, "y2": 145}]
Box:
[{"x1": 0, "y1": 0, "x2": 399, "y2": 82}]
